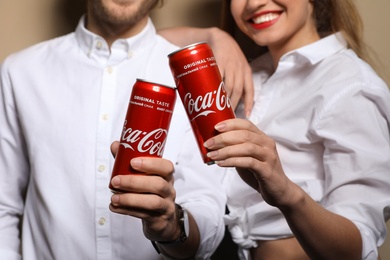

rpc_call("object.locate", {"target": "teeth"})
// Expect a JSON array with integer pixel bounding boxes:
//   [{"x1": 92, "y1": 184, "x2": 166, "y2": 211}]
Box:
[{"x1": 252, "y1": 13, "x2": 279, "y2": 24}]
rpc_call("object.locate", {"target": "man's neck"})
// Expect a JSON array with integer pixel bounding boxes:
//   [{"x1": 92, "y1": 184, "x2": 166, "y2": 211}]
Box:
[{"x1": 85, "y1": 15, "x2": 149, "y2": 47}]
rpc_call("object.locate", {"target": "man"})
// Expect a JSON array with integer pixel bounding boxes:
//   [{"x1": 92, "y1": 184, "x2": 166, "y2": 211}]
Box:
[{"x1": 0, "y1": 0, "x2": 230, "y2": 259}]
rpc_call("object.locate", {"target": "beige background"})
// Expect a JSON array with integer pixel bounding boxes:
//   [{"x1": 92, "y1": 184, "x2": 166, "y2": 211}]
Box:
[
  {"x1": 1, "y1": 0, "x2": 389, "y2": 85},
  {"x1": 0, "y1": 0, "x2": 389, "y2": 258}
]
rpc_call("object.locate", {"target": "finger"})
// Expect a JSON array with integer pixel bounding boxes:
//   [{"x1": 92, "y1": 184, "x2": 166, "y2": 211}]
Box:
[
  {"x1": 214, "y1": 118, "x2": 262, "y2": 134},
  {"x1": 203, "y1": 119, "x2": 262, "y2": 150},
  {"x1": 110, "y1": 174, "x2": 174, "y2": 197},
  {"x1": 242, "y1": 67, "x2": 254, "y2": 118},
  {"x1": 215, "y1": 156, "x2": 263, "y2": 173},
  {"x1": 218, "y1": 66, "x2": 225, "y2": 84},
  {"x1": 230, "y1": 68, "x2": 246, "y2": 110},
  {"x1": 205, "y1": 129, "x2": 264, "y2": 153},
  {"x1": 207, "y1": 142, "x2": 265, "y2": 163},
  {"x1": 211, "y1": 139, "x2": 281, "y2": 181},
  {"x1": 221, "y1": 69, "x2": 239, "y2": 106},
  {"x1": 131, "y1": 157, "x2": 174, "y2": 180},
  {"x1": 110, "y1": 203, "x2": 151, "y2": 218},
  {"x1": 110, "y1": 141, "x2": 120, "y2": 158},
  {"x1": 224, "y1": 72, "x2": 242, "y2": 110},
  {"x1": 110, "y1": 192, "x2": 169, "y2": 218}
]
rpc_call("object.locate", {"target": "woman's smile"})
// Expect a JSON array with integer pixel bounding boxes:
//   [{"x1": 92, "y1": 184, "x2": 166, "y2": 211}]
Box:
[{"x1": 250, "y1": 11, "x2": 281, "y2": 30}]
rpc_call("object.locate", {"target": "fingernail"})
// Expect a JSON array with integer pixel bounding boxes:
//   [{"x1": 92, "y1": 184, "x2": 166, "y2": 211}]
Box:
[
  {"x1": 112, "y1": 194, "x2": 119, "y2": 205},
  {"x1": 207, "y1": 150, "x2": 218, "y2": 158},
  {"x1": 245, "y1": 110, "x2": 251, "y2": 119},
  {"x1": 131, "y1": 158, "x2": 142, "y2": 168},
  {"x1": 204, "y1": 138, "x2": 214, "y2": 148},
  {"x1": 111, "y1": 176, "x2": 120, "y2": 187},
  {"x1": 215, "y1": 160, "x2": 225, "y2": 165},
  {"x1": 215, "y1": 122, "x2": 226, "y2": 131}
]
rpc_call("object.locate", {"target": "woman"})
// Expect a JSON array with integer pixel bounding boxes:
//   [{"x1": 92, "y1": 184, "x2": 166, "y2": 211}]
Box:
[{"x1": 201, "y1": 0, "x2": 390, "y2": 259}]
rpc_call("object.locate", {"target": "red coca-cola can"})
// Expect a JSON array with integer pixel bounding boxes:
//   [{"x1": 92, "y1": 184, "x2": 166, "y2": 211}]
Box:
[
  {"x1": 168, "y1": 42, "x2": 235, "y2": 165},
  {"x1": 109, "y1": 79, "x2": 176, "y2": 193}
]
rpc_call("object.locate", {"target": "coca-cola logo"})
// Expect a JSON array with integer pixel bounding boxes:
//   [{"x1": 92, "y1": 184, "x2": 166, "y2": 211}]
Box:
[
  {"x1": 120, "y1": 125, "x2": 168, "y2": 156},
  {"x1": 184, "y1": 82, "x2": 231, "y2": 120}
]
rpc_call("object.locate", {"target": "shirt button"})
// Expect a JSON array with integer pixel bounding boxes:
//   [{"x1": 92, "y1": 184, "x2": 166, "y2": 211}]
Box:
[
  {"x1": 128, "y1": 51, "x2": 134, "y2": 59},
  {"x1": 96, "y1": 41, "x2": 103, "y2": 50},
  {"x1": 107, "y1": 66, "x2": 113, "y2": 74},
  {"x1": 98, "y1": 165, "x2": 106, "y2": 172},
  {"x1": 98, "y1": 217, "x2": 106, "y2": 225},
  {"x1": 102, "y1": 114, "x2": 109, "y2": 121}
]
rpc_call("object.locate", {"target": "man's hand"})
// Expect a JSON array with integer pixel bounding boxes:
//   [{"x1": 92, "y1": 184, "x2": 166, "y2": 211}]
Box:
[
  {"x1": 109, "y1": 142, "x2": 179, "y2": 242},
  {"x1": 109, "y1": 141, "x2": 200, "y2": 259}
]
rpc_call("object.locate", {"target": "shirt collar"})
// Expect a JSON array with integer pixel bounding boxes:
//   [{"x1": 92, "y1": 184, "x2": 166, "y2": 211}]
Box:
[
  {"x1": 75, "y1": 15, "x2": 157, "y2": 63},
  {"x1": 281, "y1": 32, "x2": 348, "y2": 65}
]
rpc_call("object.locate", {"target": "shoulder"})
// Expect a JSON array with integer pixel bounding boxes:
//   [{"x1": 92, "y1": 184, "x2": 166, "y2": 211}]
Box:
[
  {"x1": 318, "y1": 49, "x2": 389, "y2": 98},
  {"x1": 150, "y1": 34, "x2": 180, "y2": 58},
  {"x1": 2, "y1": 33, "x2": 76, "y2": 72},
  {"x1": 311, "y1": 49, "x2": 390, "y2": 128},
  {"x1": 139, "y1": 34, "x2": 180, "y2": 85}
]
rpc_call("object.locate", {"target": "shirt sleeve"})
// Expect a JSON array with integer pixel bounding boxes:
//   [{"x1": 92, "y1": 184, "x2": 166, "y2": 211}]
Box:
[
  {"x1": 0, "y1": 59, "x2": 29, "y2": 260},
  {"x1": 173, "y1": 127, "x2": 227, "y2": 259},
  {"x1": 313, "y1": 82, "x2": 390, "y2": 259}
]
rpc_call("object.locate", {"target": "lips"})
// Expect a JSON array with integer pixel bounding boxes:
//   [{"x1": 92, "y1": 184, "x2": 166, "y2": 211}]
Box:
[{"x1": 249, "y1": 11, "x2": 281, "y2": 30}]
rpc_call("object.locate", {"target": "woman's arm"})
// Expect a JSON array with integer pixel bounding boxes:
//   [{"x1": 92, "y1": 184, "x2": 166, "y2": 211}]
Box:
[{"x1": 204, "y1": 118, "x2": 364, "y2": 260}]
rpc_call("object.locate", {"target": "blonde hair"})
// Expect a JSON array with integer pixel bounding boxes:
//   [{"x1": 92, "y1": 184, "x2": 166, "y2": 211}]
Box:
[{"x1": 313, "y1": 0, "x2": 372, "y2": 66}]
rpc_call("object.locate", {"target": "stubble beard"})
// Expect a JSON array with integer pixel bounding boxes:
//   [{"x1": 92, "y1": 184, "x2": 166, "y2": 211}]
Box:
[{"x1": 91, "y1": 0, "x2": 159, "y2": 29}]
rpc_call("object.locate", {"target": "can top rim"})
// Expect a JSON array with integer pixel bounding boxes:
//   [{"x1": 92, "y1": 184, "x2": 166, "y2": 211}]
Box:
[
  {"x1": 136, "y1": 78, "x2": 176, "y2": 90},
  {"x1": 167, "y1": 41, "x2": 208, "y2": 57}
]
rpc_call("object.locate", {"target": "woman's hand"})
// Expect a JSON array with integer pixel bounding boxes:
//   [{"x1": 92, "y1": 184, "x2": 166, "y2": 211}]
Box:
[
  {"x1": 203, "y1": 118, "x2": 297, "y2": 208},
  {"x1": 205, "y1": 28, "x2": 254, "y2": 117}
]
